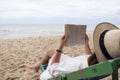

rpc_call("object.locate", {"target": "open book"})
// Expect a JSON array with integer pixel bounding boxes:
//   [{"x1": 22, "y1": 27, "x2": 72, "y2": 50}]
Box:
[{"x1": 65, "y1": 24, "x2": 86, "y2": 46}]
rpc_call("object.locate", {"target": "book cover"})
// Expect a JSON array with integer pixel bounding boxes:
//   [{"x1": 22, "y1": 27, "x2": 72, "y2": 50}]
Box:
[{"x1": 65, "y1": 24, "x2": 86, "y2": 46}]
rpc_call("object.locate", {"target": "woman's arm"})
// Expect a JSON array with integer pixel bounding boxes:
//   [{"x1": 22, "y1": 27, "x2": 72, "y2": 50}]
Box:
[
  {"x1": 85, "y1": 34, "x2": 92, "y2": 55},
  {"x1": 50, "y1": 35, "x2": 68, "y2": 65}
]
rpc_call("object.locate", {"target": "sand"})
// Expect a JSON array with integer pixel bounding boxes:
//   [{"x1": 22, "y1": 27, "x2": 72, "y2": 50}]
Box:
[{"x1": 0, "y1": 32, "x2": 118, "y2": 80}]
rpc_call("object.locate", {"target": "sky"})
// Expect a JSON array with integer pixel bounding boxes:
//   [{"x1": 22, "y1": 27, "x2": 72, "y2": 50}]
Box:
[{"x1": 0, "y1": 0, "x2": 120, "y2": 25}]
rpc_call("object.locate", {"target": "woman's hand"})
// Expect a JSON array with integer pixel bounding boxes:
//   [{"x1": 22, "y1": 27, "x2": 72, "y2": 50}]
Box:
[{"x1": 58, "y1": 35, "x2": 68, "y2": 51}]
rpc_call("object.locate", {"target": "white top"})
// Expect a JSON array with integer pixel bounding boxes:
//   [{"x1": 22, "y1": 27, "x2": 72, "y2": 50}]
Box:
[{"x1": 40, "y1": 54, "x2": 90, "y2": 80}]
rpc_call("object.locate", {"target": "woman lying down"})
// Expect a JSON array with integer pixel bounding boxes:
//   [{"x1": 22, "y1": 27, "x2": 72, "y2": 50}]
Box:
[{"x1": 28, "y1": 34, "x2": 98, "y2": 80}]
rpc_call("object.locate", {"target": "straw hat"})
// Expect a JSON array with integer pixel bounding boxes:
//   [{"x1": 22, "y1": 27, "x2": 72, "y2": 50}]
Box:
[{"x1": 93, "y1": 22, "x2": 120, "y2": 62}]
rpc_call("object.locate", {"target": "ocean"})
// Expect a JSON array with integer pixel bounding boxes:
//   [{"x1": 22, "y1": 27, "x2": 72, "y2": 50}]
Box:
[{"x1": 0, "y1": 24, "x2": 93, "y2": 39}]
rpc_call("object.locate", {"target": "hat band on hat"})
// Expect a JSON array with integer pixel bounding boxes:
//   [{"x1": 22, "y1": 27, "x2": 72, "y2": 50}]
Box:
[{"x1": 99, "y1": 30, "x2": 113, "y2": 60}]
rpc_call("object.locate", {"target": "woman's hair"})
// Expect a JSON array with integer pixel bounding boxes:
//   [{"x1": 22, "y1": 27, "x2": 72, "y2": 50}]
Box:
[{"x1": 88, "y1": 53, "x2": 98, "y2": 66}]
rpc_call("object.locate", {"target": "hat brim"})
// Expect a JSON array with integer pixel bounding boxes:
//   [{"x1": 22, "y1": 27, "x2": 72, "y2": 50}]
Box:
[{"x1": 93, "y1": 22, "x2": 119, "y2": 62}]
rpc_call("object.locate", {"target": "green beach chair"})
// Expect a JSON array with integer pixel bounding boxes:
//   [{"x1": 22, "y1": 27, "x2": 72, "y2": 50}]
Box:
[{"x1": 41, "y1": 57, "x2": 120, "y2": 80}]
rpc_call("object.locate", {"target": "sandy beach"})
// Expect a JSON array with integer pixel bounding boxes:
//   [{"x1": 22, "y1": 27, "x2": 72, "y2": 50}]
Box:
[{"x1": 0, "y1": 32, "x2": 117, "y2": 80}]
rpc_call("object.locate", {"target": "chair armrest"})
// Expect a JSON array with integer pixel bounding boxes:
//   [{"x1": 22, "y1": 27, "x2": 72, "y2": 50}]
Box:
[{"x1": 49, "y1": 58, "x2": 120, "y2": 80}]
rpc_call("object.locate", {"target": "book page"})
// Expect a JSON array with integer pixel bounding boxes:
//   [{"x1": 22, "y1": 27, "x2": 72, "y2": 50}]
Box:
[{"x1": 65, "y1": 24, "x2": 86, "y2": 46}]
